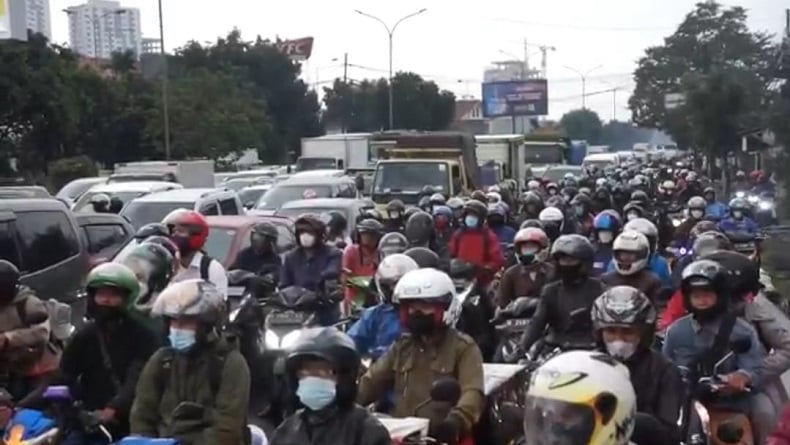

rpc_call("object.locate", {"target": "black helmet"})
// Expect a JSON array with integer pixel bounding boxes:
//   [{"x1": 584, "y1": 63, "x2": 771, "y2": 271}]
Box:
[
  {"x1": 357, "y1": 208, "x2": 382, "y2": 223},
  {"x1": 135, "y1": 222, "x2": 169, "y2": 241},
  {"x1": 404, "y1": 211, "x2": 433, "y2": 247},
  {"x1": 386, "y1": 199, "x2": 406, "y2": 214},
  {"x1": 109, "y1": 196, "x2": 124, "y2": 213},
  {"x1": 522, "y1": 192, "x2": 543, "y2": 206},
  {"x1": 403, "y1": 207, "x2": 421, "y2": 220},
  {"x1": 326, "y1": 211, "x2": 348, "y2": 234},
  {"x1": 702, "y1": 250, "x2": 760, "y2": 299},
  {"x1": 0, "y1": 260, "x2": 20, "y2": 302},
  {"x1": 356, "y1": 218, "x2": 384, "y2": 236},
  {"x1": 623, "y1": 202, "x2": 645, "y2": 218},
  {"x1": 550, "y1": 234, "x2": 595, "y2": 263},
  {"x1": 690, "y1": 220, "x2": 720, "y2": 239},
  {"x1": 681, "y1": 259, "x2": 728, "y2": 295},
  {"x1": 378, "y1": 232, "x2": 409, "y2": 258},
  {"x1": 591, "y1": 286, "x2": 656, "y2": 347},
  {"x1": 692, "y1": 231, "x2": 732, "y2": 258},
  {"x1": 144, "y1": 235, "x2": 179, "y2": 260},
  {"x1": 630, "y1": 190, "x2": 649, "y2": 205},
  {"x1": 463, "y1": 200, "x2": 487, "y2": 218},
  {"x1": 404, "y1": 247, "x2": 441, "y2": 269},
  {"x1": 251, "y1": 222, "x2": 279, "y2": 239},
  {"x1": 418, "y1": 196, "x2": 431, "y2": 210},
  {"x1": 470, "y1": 190, "x2": 487, "y2": 202},
  {"x1": 520, "y1": 219, "x2": 545, "y2": 230}
]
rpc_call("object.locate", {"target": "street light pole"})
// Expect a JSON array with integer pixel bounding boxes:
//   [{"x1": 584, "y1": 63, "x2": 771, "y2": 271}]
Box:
[
  {"x1": 563, "y1": 64, "x2": 603, "y2": 109},
  {"x1": 157, "y1": 0, "x2": 171, "y2": 160},
  {"x1": 355, "y1": 8, "x2": 427, "y2": 130}
]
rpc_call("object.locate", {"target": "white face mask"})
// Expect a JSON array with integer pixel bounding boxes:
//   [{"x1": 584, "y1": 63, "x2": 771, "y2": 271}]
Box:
[
  {"x1": 733, "y1": 210, "x2": 743, "y2": 219},
  {"x1": 626, "y1": 212, "x2": 639, "y2": 221},
  {"x1": 605, "y1": 340, "x2": 637, "y2": 360},
  {"x1": 598, "y1": 231, "x2": 614, "y2": 244},
  {"x1": 299, "y1": 233, "x2": 316, "y2": 248},
  {"x1": 690, "y1": 210, "x2": 704, "y2": 219}
]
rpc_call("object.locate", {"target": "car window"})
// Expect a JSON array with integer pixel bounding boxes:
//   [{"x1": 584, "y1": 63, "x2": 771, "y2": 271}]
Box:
[
  {"x1": 336, "y1": 183, "x2": 356, "y2": 198},
  {"x1": 219, "y1": 198, "x2": 240, "y2": 215},
  {"x1": 15, "y1": 211, "x2": 80, "y2": 273},
  {"x1": 121, "y1": 201, "x2": 192, "y2": 230},
  {"x1": 204, "y1": 227, "x2": 238, "y2": 265},
  {"x1": 200, "y1": 201, "x2": 220, "y2": 216},
  {"x1": 83, "y1": 224, "x2": 129, "y2": 255},
  {"x1": 0, "y1": 222, "x2": 22, "y2": 267}
]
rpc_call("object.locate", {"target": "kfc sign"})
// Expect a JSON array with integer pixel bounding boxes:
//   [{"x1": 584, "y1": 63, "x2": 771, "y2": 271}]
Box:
[{"x1": 275, "y1": 37, "x2": 314, "y2": 61}]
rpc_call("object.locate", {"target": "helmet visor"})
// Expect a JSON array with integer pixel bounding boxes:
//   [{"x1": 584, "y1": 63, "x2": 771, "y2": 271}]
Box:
[{"x1": 523, "y1": 396, "x2": 595, "y2": 445}]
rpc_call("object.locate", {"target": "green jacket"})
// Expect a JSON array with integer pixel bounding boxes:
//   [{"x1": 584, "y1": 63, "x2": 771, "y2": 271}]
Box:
[{"x1": 130, "y1": 336, "x2": 251, "y2": 445}]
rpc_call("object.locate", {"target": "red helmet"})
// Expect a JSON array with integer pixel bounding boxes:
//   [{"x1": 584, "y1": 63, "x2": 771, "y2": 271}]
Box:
[
  {"x1": 514, "y1": 227, "x2": 549, "y2": 250},
  {"x1": 163, "y1": 209, "x2": 209, "y2": 251}
]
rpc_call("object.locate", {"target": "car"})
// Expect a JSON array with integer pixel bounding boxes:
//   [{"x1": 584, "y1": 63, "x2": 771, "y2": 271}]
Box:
[
  {"x1": 71, "y1": 181, "x2": 183, "y2": 213},
  {"x1": 221, "y1": 169, "x2": 279, "y2": 183},
  {"x1": 273, "y1": 198, "x2": 374, "y2": 233},
  {"x1": 0, "y1": 186, "x2": 52, "y2": 199},
  {"x1": 539, "y1": 165, "x2": 583, "y2": 183},
  {"x1": 0, "y1": 198, "x2": 89, "y2": 323},
  {"x1": 238, "y1": 184, "x2": 274, "y2": 209},
  {"x1": 120, "y1": 188, "x2": 244, "y2": 229},
  {"x1": 254, "y1": 174, "x2": 361, "y2": 212},
  {"x1": 220, "y1": 177, "x2": 274, "y2": 193},
  {"x1": 56, "y1": 177, "x2": 107, "y2": 205},
  {"x1": 74, "y1": 212, "x2": 134, "y2": 265}
]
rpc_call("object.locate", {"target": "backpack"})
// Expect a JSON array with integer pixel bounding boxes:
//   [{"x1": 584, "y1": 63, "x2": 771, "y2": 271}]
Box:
[
  {"x1": 199, "y1": 254, "x2": 213, "y2": 283},
  {"x1": 452, "y1": 228, "x2": 490, "y2": 262}
]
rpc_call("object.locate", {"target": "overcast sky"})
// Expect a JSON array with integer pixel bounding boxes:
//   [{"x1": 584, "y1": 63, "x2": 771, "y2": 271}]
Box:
[{"x1": 50, "y1": 0, "x2": 786, "y2": 121}]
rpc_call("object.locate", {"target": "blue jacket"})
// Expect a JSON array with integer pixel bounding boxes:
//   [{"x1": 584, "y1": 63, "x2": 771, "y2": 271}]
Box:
[
  {"x1": 662, "y1": 314, "x2": 764, "y2": 412},
  {"x1": 279, "y1": 245, "x2": 343, "y2": 291},
  {"x1": 705, "y1": 202, "x2": 728, "y2": 220},
  {"x1": 606, "y1": 254, "x2": 672, "y2": 287},
  {"x1": 348, "y1": 304, "x2": 401, "y2": 359},
  {"x1": 492, "y1": 225, "x2": 516, "y2": 246},
  {"x1": 593, "y1": 244, "x2": 613, "y2": 277},
  {"x1": 719, "y1": 217, "x2": 759, "y2": 235}
]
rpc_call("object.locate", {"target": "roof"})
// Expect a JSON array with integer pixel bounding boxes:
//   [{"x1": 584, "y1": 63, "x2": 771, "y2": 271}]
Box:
[
  {"x1": 288, "y1": 169, "x2": 345, "y2": 179},
  {"x1": 132, "y1": 188, "x2": 233, "y2": 202},
  {"x1": 454, "y1": 99, "x2": 481, "y2": 121},
  {"x1": 278, "y1": 174, "x2": 353, "y2": 186},
  {"x1": 279, "y1": 198, "x2": 363, "y2": 209},
  {"x1": 475, "y1": 134, "x2": 525, "y2": 142},
  {"x1": 206, "y1": 214, "x2": 293, "y2": 229},
  {"x1": 87, "y1": 181, "x2": 183, "y2": 193},
  {"x1": 0, "y1": 198, "x2": 71, "y2": 213},
  {"x1": 305, "y1": 133, "x2": 372, "y2": 141},
  {"x1": 241, "y1": 184, "x2": 273, "y2": 191}
]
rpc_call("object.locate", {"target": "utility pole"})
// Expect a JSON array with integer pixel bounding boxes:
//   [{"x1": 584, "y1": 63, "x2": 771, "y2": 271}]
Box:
[
  {"x1": 342, "y1": 53, "x2": 348, "y2": 134},
  {"x1": 158, "y1": 0, "x2": 171, "y2": 160},
  {"x1": 522, "y1": 38, "x2": 529, "y2": 79},
  {"x1": 564, "y1": 64, "x2": 602, "y2": 109}
]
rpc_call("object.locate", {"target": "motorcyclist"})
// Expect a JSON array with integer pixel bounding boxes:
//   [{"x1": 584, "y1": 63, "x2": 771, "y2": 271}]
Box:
[
  {"x1": 610, "y1": 218, "x2": 673, "y2": 288},
  {"x1": 545, "y1": 182, "x2": 560, "y2": 197},
  {"x1": 524, "y1": 350, "x2": 636, "y2": 445},
  {"x1": 537, "y1": 206, "x2": 565, "y2": 243},
  {"x1": 662, "y1": 260, "x2": 764, "y2": 414},
  {"x1": 429, "y1": 193, "x2": 447, "y2": 214},
  {"x1": 591, "y1": 186, "x2": 613, "y2": 214},
  {"x1": 448, "y1": 200, "x2": 504, "y2": 287},
  {"x1": 678, "y1": 171, "x2": 703, "y2": 202},
  {"x1": 592, "y1": 210, "x2": 622, "y2": 277},
  {"x1": 518, "y1": 235, "x2": 606, "y2": 354},
  {"x1": 703, "y1": 187, "x2": 728, "y2": 220},
  {"x1": 447, "y1": 197, "x2": 465, "y2": 227},
  {"x1": 733, "y1": 170, "x2": 750, "y2": 193},
  {"x1": 611, "y1": 184, "x2": 630, "y2": 213},
  {"x1": 0, "y1": 260, "x2": 53, "y2": 403},
  {"x1": 673, "y1": 196, "x2": 707, "y2": 246},
  {"x1": 342, "y1": 218, "x2": 383, "y2": 311},
  {"x1": 432, "y1": 205, "x2": 455, "y2": 247},
  {"x1": 591, "y1": 286, "x2": 682, "y2": 445},
  {"x1": 570, "y1": 193, "x2": 595, "y2": 237},
  {"x1": 378, "y1": 232, "x2": 409, "y2": 259},
  {"x1": 404, "y1": 210, "x2": 434, "y2": 249},
  {"x1": 496, "y1": 227, "x2": 553, "y2": 308},
  {"x1": 520, "y1": 191, "x2": 543, "y2": 221},
  {"x1": 720, "y1": 197, "x2": 760, "y2": 235},
  {"x1": 384, "y1": 199, "x2": 406, "y2": 233},
  {"x1": 164, "y1": 209, "x2": 228, "y2": 299},
  {"x1": 325, "y1": 211, "x2": 350, "y2": 249},
  {"x1": 348, "y1": 254, "x2": 419, "y2": 361},
  {"x1": 601, "y1": 231, "x2": 663, "y2": 302},
  {"x1": 656, "y1": 180, "x2": 677, "y2": 205},
  {"x1": 487, "y1": 203, "x2": 516, "y2": 246},
  {"x1": 270, "y1": 327, "x2": 391, "y2": 445},
  {"x1": 229, "y1": 222, "x2": 282, "y2": 278},
  {"x1": 56, "y1": 263, "x2": 160, "y2": 444},
  {"x1": 90, "y1": 193, "x2": 111, "y2": 213},
  {"x1": 357, "y1": 268, "x2": 485, "y2": 445},
  {"x1": 751, "y1": 170, "x2": 776, "y2": 196},
  {"x1": 623, "y1": 201, "x2": 646, "y2": 223}
]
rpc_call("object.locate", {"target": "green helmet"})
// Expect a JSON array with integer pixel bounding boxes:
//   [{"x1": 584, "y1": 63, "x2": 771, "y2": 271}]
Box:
[{"x1": 85, "y1": 262, "x2": 140, "y2": 308}]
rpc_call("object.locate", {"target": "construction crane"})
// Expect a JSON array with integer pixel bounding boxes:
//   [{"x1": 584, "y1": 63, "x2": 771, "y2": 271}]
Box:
[{"x1": 525, "y1": 41, "x2": 556, "y2": 79}]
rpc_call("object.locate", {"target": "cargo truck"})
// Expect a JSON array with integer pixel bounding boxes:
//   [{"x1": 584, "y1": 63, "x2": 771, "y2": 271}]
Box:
[
  {"x1": 474, "y1": 134, "x2": 527, "y2": 191},
  {"x1": 111, "y1": 160, "x2": 215, "y2": 188},
  {"x1": 297, "y1": 133, "x2": 374, "y2": 173}
]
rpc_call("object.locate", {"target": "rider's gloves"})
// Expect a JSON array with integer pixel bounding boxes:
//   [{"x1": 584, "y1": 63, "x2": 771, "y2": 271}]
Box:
[{"x1": 432, "y1": 413, "x2": 463, "y2": 445}]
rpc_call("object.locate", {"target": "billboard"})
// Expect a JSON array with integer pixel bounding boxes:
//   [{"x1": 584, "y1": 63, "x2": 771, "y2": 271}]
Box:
[
  {"x1": 482, "y1": 79, "x2": 549, "y2": 117},
  {"x1": 275, "y1": 37, "x2": 314, "y2": 61},
  {"x1": 0, "y1": 0, "x2": 9, "y2": 39}
]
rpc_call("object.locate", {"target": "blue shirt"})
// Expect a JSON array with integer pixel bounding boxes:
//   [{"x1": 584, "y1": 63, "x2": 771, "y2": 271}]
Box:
[
  {"x1": 492, "y1": 225, "x2": 516, "y2": 246},
  {"x1": 348, "y1": 304, "x2": 401, "y2": 359},
  {"x1": 606, "y1": 254, "x2": 672, "y2": 287},
  {"x1": 279, "y1": 246, "x2": 342, "y2": 291},
  {"x1": 705, "y1": 202, "x2": 728, "y2": 220},
  {"x1": 719, "y1": 217, "x2": 760, "y2": 235}
]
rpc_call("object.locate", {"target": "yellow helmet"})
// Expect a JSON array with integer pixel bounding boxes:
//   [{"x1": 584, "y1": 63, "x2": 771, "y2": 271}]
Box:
[{"x1": 524, "y1": 350, "x2": 636, "y2": 445}]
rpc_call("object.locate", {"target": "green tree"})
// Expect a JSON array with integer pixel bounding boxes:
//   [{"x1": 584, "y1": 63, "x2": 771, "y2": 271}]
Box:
[
  {"x1": 628, "y1": 1, "x2": 773, "y2": 150},
  {"x1": 559, "y1": 109, "x2": 603, "y2": 143}
]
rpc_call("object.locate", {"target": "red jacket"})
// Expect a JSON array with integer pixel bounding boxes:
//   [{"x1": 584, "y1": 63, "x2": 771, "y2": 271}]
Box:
[
  {"x1": 341, "y1": 244, "x2": 378, "y2": 302},
  {"x1": 448, "y1": 226, "x2": 504, "y2": 285},
  {"x1": 768, "y1": 403, "x2": 790, "y2": 445}
]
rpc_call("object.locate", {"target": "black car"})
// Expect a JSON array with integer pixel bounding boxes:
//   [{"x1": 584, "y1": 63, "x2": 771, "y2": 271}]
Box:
[{"x1": 75, "y1": 212, "x2": 134, "y2": 264}]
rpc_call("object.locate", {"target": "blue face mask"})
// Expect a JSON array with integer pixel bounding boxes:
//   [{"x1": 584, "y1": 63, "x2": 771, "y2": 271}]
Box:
[
  {"x1": 574, "y1": 205, "x2": 585, "y2": 217},
  {"x1": 464, "y1": 215, "x2": 479, "y2": 228},
  {"x1": 296, "y1": 376, "x2": 336, "y2": 411},
  {"x1": 169, "y1": 328, "x2": 196, "y2": 351}
]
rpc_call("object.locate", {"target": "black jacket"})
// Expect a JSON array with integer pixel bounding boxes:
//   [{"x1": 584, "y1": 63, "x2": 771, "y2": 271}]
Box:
[
  {"x1": 270, "y1": 404, "x2": 391, "y2": 445},
  {"x1": 626, "y1": 349, "x2": 683, "y2": 445},
  {"x1": 229, "y1": 247, "x2": 282, "y2": 278}
]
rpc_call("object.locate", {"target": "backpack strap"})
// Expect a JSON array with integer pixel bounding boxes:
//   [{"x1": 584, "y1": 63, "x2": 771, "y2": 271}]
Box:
[
  {"x1": 699, "y1": 313, "x2": 738, "y2": 376},
  {"x1": 199, "y1": 255, "x2": 213, "y2": 283}
]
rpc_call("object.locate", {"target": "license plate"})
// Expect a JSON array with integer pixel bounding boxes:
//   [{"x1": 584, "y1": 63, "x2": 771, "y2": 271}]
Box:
[
  {"x1": 506, "y1": 319, "x2": 529, "y2": 328},
  {"x1": 268, "y1": 310, "x2": 306, "y2": 324}
]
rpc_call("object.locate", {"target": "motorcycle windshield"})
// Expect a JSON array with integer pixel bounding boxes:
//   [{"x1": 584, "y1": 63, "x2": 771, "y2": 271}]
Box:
[{"x1": 278, "y1": 286, "x2": 319, "y2": 308}]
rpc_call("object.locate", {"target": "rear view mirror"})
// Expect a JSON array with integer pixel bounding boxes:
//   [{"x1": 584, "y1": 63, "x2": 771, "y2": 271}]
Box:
[
  {"x1": 43, "y1": 385, "x2": 71, "y2": 401},
  {"x1": 430, "y1": 378, "x2": 461, "y2": 405},
  {"x1": 730, "y1": 337, "x2": 751, "y2": 354},
  {"x1": 355, "y1": 175, "x2": 365, "y2": 191}
]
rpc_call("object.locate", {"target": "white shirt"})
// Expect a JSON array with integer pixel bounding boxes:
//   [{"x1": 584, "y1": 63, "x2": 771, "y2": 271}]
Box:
[{"x1": 171, "y1": 252, "x2": 229, "y2": 300}]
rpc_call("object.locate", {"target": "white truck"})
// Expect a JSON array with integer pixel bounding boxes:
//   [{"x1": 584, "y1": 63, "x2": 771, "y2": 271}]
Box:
[
  {"x1": 298, "y1": 133, "x2": 374, "y2": 173},
  {"x1": 111, "y1": 160, "x2": 215, "y2": 188},
  {"x1": 474, "y1": 134, "x2": 527, "y2": 191}
]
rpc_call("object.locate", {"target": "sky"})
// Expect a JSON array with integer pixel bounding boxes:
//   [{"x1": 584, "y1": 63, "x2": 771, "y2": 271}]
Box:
[{"x1": 50, "y1": 0, "x2": 787, "y2": 122}]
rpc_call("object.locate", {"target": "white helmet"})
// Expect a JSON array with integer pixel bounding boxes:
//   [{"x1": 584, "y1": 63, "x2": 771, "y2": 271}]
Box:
[
  {"x1": 527, "y1": 180, "x2": 541, "y2": 191},
  {"x1": 660, "y1": 180, "x2": 676, "y2": 191},
  {"x1": 392, "y1": 268, "x2": 460, "y2": 326},
  {"x1": 595, "y1": 177, "x2": 607, "y2": 188},
  {"x1": 375, "y1": 254, "x2": 419, "y2": 303},
  {"x1": 152, "y1": 279, "x2": 225, "y2": 325},
  {"x1": 612, "y1": 231, "x2": 650, "y2": 275},
  {"x1": 623, "y1": 218, "x2": 658, "y2": 239},
  {"x1": 487, "y1": 185, "x2": 501, "y2": 193},
  {"x1": 486, "y1": 191, "x2": 502, "y2": 204},
  {"x1": 538, "y1": 206, "x2": 564, "y2": 224},
  {"x1": 525, "y1": 350, "x2": 636, "y2": 445}
]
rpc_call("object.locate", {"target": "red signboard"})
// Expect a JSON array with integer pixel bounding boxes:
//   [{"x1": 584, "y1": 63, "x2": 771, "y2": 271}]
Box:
[{"x1": 275, "y1": 37, "x2": 314, "y2": 60}]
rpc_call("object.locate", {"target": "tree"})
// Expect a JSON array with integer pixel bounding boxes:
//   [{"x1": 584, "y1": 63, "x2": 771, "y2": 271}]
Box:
[
  {"x1": 629, "y1": 1, "x2": 773, "y2": 150},
  {"x1": 559, "y1": 109, "x2": 603, "y2": 143},
  {"x1": 322, "y1": 72, "x2": 456, "y2": 132}
]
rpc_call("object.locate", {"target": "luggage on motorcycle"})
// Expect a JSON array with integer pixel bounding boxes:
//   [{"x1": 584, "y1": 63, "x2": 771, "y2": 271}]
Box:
[
  {"x1": 119, "y1": 438, "x2": 180, "y2": 445},
  {"x1": 3, "y1": 408, "x2": 56, "y2": 441}
]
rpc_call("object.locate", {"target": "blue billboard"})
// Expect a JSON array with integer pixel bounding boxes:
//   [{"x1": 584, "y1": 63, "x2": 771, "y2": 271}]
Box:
[{"x1": 482, "y1": 79, "x2": 549, "y2": 118}]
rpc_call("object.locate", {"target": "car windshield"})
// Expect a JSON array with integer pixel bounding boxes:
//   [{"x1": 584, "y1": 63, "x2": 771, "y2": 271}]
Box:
[
  {"x1": 121, "y1": 201, "x2": 192, "y2": 229},
  {"x1": 73, "y1": 191, "x2": 148, "y2": 212},
  {"x1": 296, "y1": 158, "x2": 337, "y2": 171},
  {"x1": 373, "y1": 162, "x2": 449, "y2": 194},
  {"x1": 542, "y1": 167, "x2": 582, "y2": 183},
  {"x1": 223, "y1": 179, "x2": 260, "y2": 192},
  {"x1": 58, "y1": 180, "x2": 101, "y2": 200},
  {"x1": 239, "y1": 187, "x2": 270, "y2": 207},
  {"x1": 204, "y1": 227, "x2": 238, "y2": 265},
  {"x1": 524, "y1": 145, "x2": 564, "y2": 164},
  {"x1": 277, "y1": 206, "x2": 348, "y2": 221},
  {"x1": 255, "y1": 185, "x2": 332, "y2": 210}
]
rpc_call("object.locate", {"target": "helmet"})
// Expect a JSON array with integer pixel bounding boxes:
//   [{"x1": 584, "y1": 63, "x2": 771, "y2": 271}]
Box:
[
  {"x1": 386, "y1": 199, "x2": 406, "y2": 216},
  {"x1": 418, "y1": 196, "x2": 431, "y2": 210},
  {"x1": 623, "y1": 218, "x2": 658, "y2": 240},
  {"x1": 485, "y1": 191, "x2": 502, "y2": 204},
  {"x1": 163, "y1": 208, "x2": 209, "y2": 251},
  {"x1": 487, "y1": 202, "x2": 506, "y2": 218},
  {"x1": 0, "y1": 260, "x2": 21, "y2": 301},
  {"x1": 527, "y1": 180, "x2": 541, "y2": 191},
  {"x1": 404, "y1": 207, "x2": 421, "y2": 220},
  {"x1": 578, "y1": 187, "x2": 592, "y2": 197},
  {"x1": 681, "y1": 259, "x2": 729, "y2": 310},
  {"x1": 446, "y1": 197, "x2": 464, "y2": 211},
  {"x1": 546, "y1": 182, "x2": 559, "y2": 192},
  {"x1": 429, "y1": 193, "x2": 446, "y2": 206},
  {"x1": 660, "y1": 180, "x2": 676, "y2": 191},
  {"x1": 703, "y1": 250, "x2": 760, "y2": 298},
  {"x1": 692, "y1": 231, "x2": 732, "y2": 258},
  {"x1": 551, "y1": 234, "x2": 595, "y2": 263},
  {"x1": 522, "y1": 191, "x2": 543, "y2": 207},
  {"x1": 135, "y1": 223, "x2": 169, "y2": 241},
  {"x1": 144, "y1": 235, "x2": 179, "y2": 262},
  {"x1": 593, "y1": 211, "x2": 622, "y2": 232},
  {"x1": 612, "y1": 231, "x2": 650, "y2": 275},
  {"x1": 251, "y1": 221, "x2": 279, "y2": 239},
  {"x1": 121, "y1": 242, "x2": 175, "y2": 308},
  {"x1": 703, "y1": 186, "x2": 716, "y2": 197},
  {"x1": 151, "y1": 278, "x2": 225, "y2": 325},
  {"x1": 463, "y1": 200, "x2": 488, "y2": 219},
  {"x1": 728, "y1": 197, "x2": 748, "y2": 211},
  {"x1": 403, "y1": 247, "x2": 440, "y2": 269},
  {"x1": 375, "y1": 254, "x2": 419, "y2": 304},
  {"x1": 514, "y1": 227, "x2": 549, "y2": 250},
  {"x1": 687, "y1": 196, "x2": 706, "y2": 210},
  {"x1": 378, "y1": 232, "x2": 409, "y2": 258},
  {"x1": 487, "y1": 185, "x2": 501, "y2": 193},
  {"x1": 326, "y1": 211, "x2": 348, "y2": 234},
  {"x1": 393, "y1": 269, "x2": 457, "y2": 327},
  {"x1": 431, "y1": 205, "x2": 452, "y2": 220},
  {"x1": 630, "y1": 190, "x2": 648, "y2": 205},
  {"x1": 85, "y1": 262, "x2": 140, "y2": 308},
  {"x1": 538, "y1": 207, "x2": 564, "y2": 224},
  {"x1": 690, "y1": 220, "x2": 720, "y2": 239},
  {"x1": 404, "y1": 211, "x2": 433, "y2": 246},
  {"x1": 622, "y1": 202, "x2": 644, "y2": 221},
  {"x1": 520, "y1": 219, "x2": 544, "y2": 230},
  {"x1": 525, "y1": 350, "x2": 636, "y2": 445},
  {"x1": 357, "y1": 218, "x2": 384, "y2": 237},
  {"x1": 90, "y1": 193, "x2": 111, "y2": 211},
  {"x1": 592, "y1": 286, "x2": 656, "y2": 333},
  {"x1": 294, "y1": 214, "x2": 326, "y2": 242},
  {"x1": 686, "y1": 171, "x2": 698, "y2": 181},
  {"x1": 470, "y1": 190, "x2": 487, "y2": 202}
]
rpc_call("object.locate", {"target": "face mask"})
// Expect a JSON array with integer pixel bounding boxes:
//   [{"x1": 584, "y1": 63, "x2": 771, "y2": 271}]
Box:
[
  {"x1": 389, "y1": 211, "x2": 401, "y2": 220},
  {"x1": 544, "y1": 225, "x2": 560, "y2": 240},
  {"x1": 464, "y1": 215, "x2": 479, "y2": 228},
  {"x1": 169, "y1": 327, "x2": 196, "y2": 351},
  {"x1": 733, "y1": 211, "x2": 743, "y2": 219},
  {"x1": 690, "y1": 210, "x2": 704, "y2": 219},
  {"x1": 605, "y1": 340, "x2": 638, "y2": 360},
  {"x1": 574, "y1": 206, "x2": 585, "y2": 217},
  {"x1": 556, "y1": 264, "x2": 584, "y2": 284},
  {"x1": 299, "y1": 233, "x2": 316, "y2": 248},
  {"x1": 171, "y1": 235, "x2": 193, "y2": 254},
  {"x1": 518, "y1": 253, "x2": 536, "y2": 265},
  {"x1": 296, "y1": 376, "x2": 337, "y2": 411},
  {"x1": 406, "y1": 311, "x2": 437, "y2": 336},
  {"x1": 91, "y1": 305, "x2": 125, "y2": 325},
  {"x1": 598, "y1": 231, "x2": 614, "y2": 244},
  {"x1": 626, "y1": 212, "x2": 639, "y2": 221}
]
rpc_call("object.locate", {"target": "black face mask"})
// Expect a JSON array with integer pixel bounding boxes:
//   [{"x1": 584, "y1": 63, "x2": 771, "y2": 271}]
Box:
[
  {"x1": 691, "y1": 306, "x2": 721, "y2": 324},
  {"x1": 556, "y1": 263, "x2": 585, "y2": 284},
  {"x1": 544, "y1": 225, "x2": 561, "y2": 240},
  {"x1": 91, "y1": 305, "x2": 126, "y2": 325},
  {"x1": 171, "y1": 235, "x2": 193, "y2": 254},
  {"x1": 406, "y1": 312, "x2": 437, "y2": 336}
]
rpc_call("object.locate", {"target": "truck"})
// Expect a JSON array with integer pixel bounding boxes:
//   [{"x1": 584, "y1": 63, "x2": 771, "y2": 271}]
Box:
[
  {"x1": 474, "y1": 134, "x2": 527, "y2": 191},
  {"x1": 522, "y1": 132, "x2": 571, "y2": 178},
  {"x1": 111, "y1": 160, "x2": 215, "y2": 188},
  {"x1": 369, "y1": 131, "x2": 479, "y2": 208},
  {"x1": 297, "y1": 133, "x2": 374, "y2": 173}
]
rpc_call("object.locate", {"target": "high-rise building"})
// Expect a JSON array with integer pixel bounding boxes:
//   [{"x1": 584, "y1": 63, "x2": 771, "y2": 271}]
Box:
[
  {"x1": 66, "y1": 0, "x2": 141, "y2": 60},
  {"x1": 141, "y1": 37, "x2": 161, "y2": 54},
  {"x1": 2, "y1": 0, "x2": 52, "y2": 41}
]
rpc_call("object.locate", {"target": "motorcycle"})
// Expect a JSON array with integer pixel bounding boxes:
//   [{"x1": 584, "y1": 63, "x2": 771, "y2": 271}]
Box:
[
  {"x1": 724, "y1": 232, "x2": 762, "y2": 264},
  {"x1": 449, "y1": 259, "x2": 497, "y2": 361},
  {"x1": 491, "y1": 297, "x2": 539, "y2": 363},
  {"x1": 748, "y1": 193, "x2": 777, "y2": 227},
  {"x1": 479, "y1": 363, "x2": 528, "y2": 445}
]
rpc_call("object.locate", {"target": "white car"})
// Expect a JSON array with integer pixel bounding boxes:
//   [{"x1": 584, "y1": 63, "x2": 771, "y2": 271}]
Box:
[
  {"x1": 121, "y1": 188, "x2": 244, "y2": 229},
  {"x1": 72, "y1": 181, "x2": 182, "y2": 213}
]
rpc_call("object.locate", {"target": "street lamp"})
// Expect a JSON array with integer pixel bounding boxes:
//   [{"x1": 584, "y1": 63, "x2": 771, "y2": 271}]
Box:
[
  {"x1": 563, "y1": 64, "x2": 603, "y2": 109},
  {"x1": 355, "y1": 8, "x2": 427, "y2": 130},
  {"x1": 157, "y1": 0, "x2": 171, "y2": 160}
]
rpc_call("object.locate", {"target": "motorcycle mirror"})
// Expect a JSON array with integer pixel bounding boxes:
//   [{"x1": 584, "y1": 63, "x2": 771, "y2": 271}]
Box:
[
  {"x1": 430, "y1": 377, "x2": 461, "y2": 405},
  {"x1": 715, "y1": 421, "x2": 744, "y2": 444},
  {"x1": 730, "y1": 337, "x2": 752, "y2": 354},
  {"x1": 42, "y1": 385, "x2": 72, "y2": 401}
]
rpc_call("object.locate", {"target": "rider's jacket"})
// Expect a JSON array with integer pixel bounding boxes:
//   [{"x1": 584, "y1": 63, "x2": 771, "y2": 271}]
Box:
[
  {"x1": 719, "y1": 216, "x2": 760, "y2": 235},
  {"x1": 130, "y1": 335, "x2": 250, "y2": 445},
  {"x1": 606, "y1": 254, "x2": 672, "y2": 288},
  {"x1": 228, "y1": 247, "x2": 282, "y2": 278},
  {"x1": 348, "y1": 303, "x2": 400, "y2": 360},
  {"x1": 357, "y1": 329, "x2": 485, "y2": 434},
  {"x1": 270, "y1": 404, "x2": 391, "y2": 445},
  {"x1": 341, "y1": 244, "x2": 379, "y2": 302},
  {"x1": 673, "y1": 217, "x2": 703, "y2": 245},
  {"x1": 448, "y1": 226, "x2": 504, "y2": 285},
  {"x1": 662, "y1": 314, "x2": 764, "y2": 413},
  {"x1": 490, "y1": 224, "x2": 516, "y2": 246},
  {"x1": 280, "y1": 245, "x2": 343, "y2": 291},
  {"x1": 752, "y1": 182, "x2": 776, "y2": 196},
  {"x1": 0, "y1": 286, "x2": 51, "y2": 377},
  {"x1": 592, "y1": 244, "x2": 613, "y2": 277},
  {"x1": 495, "y1": 262, "x2": 554, "y2": 308},
  {"x1": 705, "y1": 201, "x2": 729, "y2": 220},
  {"x1": 601, "y1": 270, "x2": 663, "y2": 303}
]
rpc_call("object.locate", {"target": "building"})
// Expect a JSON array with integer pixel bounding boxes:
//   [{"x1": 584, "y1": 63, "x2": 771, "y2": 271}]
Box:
[
  {"x1": 141, "y1": 37, "x2": 161, "y2": 54},
  {"x1": 2, "y1": 0, "x2": 52, "y2": 41},
  {"x1": 66, "y1": 0, "x2": 141, "y2": 60},
  {"x1": 450, "y1": 98, "x2": 488, "y2": 134},
  {"x1": 483, "y1": 60, "x2": 538, "y2": 135}
]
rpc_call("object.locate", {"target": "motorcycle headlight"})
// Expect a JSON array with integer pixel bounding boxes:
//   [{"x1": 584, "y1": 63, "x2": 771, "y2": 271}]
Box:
[
  {"x1": 281, "y1": 330, "x2": 301, "y2": 349},
  {"x1": 736, "y1": 191, "x2": 745, "y2": 198},
  {"x1": 747, "y1": 195, "x2": 759, "y2": 204},
  {"x1": 265, "y1": 330, "x2": 280, "y2": 349},
  {"x1": 759, "y1": 201, "x2": 773, "y2": 211},
  {"x1": 672, "y1": 218, "x2": 682, "y2": 227}
]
